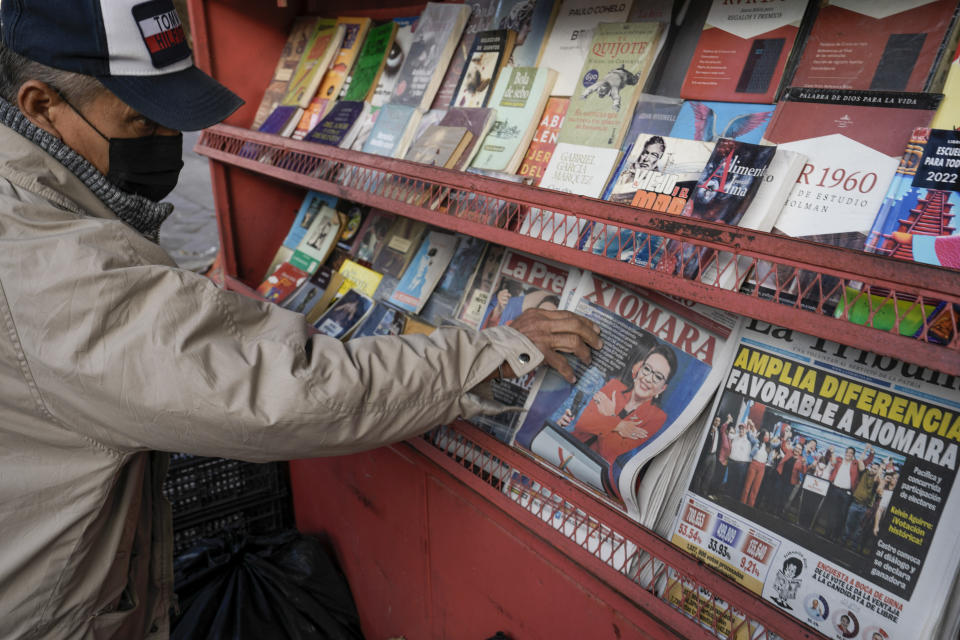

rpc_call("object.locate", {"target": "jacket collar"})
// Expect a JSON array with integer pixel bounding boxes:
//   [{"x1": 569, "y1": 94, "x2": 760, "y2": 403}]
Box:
[{"x1": 0, "y1": 96, "x2": 172, "y2": 242}]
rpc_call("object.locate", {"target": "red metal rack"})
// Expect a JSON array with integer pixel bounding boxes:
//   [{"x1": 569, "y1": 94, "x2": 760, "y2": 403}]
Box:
[{"x1": 186, "y1": 1, "x2": 957, "y2": 638}]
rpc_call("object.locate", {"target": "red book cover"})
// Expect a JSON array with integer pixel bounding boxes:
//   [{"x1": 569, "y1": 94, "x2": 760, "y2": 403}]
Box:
[
  {"x1": 256, "y1": 261, "x2": 309, "y2": 303},
  {"x1": 516, "y1": 96, "x2": 568, "y2": 186},
  {"x1": 680, "y1": 0, "x2": 811, "y2": 104},
  {"x1": 789, "y1": 0, "x2": 960, "y2": 92}
]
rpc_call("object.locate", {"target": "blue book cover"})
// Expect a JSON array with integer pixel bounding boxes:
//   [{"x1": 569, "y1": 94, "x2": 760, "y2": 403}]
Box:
[
  {"x1": 351, "y1": 302, "x2": 406, "y2": 338},
  {"x1": 281, "y1": 191, "x2": 339, "y2": 255},
  {"x1": 304, "y1": 100, "x2": 367, "y2": 146},
  {"x1": 361, "y1": 103, "x2": 418, "y2": 157},
  {"x1": 387, "y1": 231, "x2": 459, "y2": 313},
  {"x1": 669, "y1": 100, "x2": 774, "y2": 144}
]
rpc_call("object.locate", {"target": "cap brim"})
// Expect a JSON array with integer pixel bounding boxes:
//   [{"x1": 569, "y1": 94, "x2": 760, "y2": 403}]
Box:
[{"x1": 98, "y1": 65, "x2": 243, "y2": 131}]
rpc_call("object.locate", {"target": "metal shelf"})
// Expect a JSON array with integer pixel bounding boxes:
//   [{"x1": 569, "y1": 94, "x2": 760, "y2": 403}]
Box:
[
  {"x1": 408, "y1": 421, "x2": 828, "y2": 640},
  {"x1": 196, "y1": 124, "x2": 960, "y2": 375}
]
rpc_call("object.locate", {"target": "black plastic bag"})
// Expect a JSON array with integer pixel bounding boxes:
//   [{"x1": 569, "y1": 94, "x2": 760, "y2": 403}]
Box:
[{"x1": 171, "y1": 529, "x2": 364, "y2": 640}]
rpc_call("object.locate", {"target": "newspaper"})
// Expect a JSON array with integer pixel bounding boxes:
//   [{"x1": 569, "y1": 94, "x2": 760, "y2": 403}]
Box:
[
  {"x1": 510, "y1": 270, "x2": 741, "y2": 519},
  {"x1": 669, "y1": 319, "x2": 960, "y2": 640}
]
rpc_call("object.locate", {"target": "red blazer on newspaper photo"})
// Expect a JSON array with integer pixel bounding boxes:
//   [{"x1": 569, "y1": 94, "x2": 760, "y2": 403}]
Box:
[{"x1": 573, "y1": 379, "x2": 668, "y2": 464}]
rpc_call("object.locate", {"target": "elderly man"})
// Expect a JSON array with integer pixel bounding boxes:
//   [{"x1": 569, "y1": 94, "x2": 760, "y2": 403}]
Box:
[{"x1": 0, "y1": 2, "x2": 600, "y2": 639}]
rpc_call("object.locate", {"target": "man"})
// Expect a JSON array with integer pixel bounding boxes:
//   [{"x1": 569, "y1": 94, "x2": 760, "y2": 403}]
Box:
[
  {"x1": 822, "y1": 446, "x2": 873, "y2": 541},
  {"x1": 726, "y1": 421, "x2": 752, "y2": 499},
  {"x1": 693, "y1": 415, "x2": 722, "y2": 496},
  {"x1": 580, "y1": 64, "x2": 640, "y2": 112},
  {"x1": 841, "y1": 460, "x2": 881, "y2": 549},
  {"x1": 0, "y1": 3, "x2": 601, "y2": 639}
]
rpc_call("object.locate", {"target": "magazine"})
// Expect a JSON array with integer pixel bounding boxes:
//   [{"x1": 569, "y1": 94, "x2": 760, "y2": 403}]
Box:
[
  {"x1": 669, "y1": 319, "x2": 960, "y2": 640},
  {"x1": 511, "y1": 271, "x2": 741, "y2": 518}
]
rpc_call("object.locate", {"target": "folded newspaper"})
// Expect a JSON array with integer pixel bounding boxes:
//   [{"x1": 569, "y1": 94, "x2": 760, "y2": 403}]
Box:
[
  {"x1": 669, "y1": 319, "x2": 960, "y2": 640},
  {"x1": 507, "y1": 270, "x2": 741, "y2": 520}
]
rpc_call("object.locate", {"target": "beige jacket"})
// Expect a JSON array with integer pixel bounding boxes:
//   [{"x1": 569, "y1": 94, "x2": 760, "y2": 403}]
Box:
[{"x1": 0, "y1": 123, "x2": 543, "y2": 639}]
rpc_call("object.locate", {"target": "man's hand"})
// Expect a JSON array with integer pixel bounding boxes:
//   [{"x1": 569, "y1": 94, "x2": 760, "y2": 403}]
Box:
[{"x1": 503, "y1": 309, "x2": 602, "y2": 383}]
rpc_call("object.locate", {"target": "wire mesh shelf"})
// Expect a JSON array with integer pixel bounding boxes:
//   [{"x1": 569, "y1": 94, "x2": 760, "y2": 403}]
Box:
[
  {"x1": 411, "y1": 422, "x2": 828, "y2": 640},
  {"x1": 195, "y1": 124, "x2": 960, "y2": 376}
]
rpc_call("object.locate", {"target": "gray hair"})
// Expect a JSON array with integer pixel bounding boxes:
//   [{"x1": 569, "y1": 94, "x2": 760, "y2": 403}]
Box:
[{"x1": 0, "y1": 39, "x2": 105, "y2": 106}]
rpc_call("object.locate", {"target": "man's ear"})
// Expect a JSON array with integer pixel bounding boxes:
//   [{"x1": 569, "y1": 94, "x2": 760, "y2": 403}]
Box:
[{"x1": 17, "y1": 80, "x2": 65, "y2": 138}]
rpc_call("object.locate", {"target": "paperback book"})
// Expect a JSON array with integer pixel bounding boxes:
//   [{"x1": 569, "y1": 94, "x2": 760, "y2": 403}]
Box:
[
  {"x1": 351, "y1": 301, "x2": 407, "y2": 338},
  {"x1": 432, "y1": 0, "x2": 500, "y2": 109},
  {"x1": 289, "y1": 204, "x2": 343, "y2": 275},
  {"x1": 669, "y1": 100, "x2": 775, "y2": 145},
  {"x1": 517, "y1": 96, "x2": 569, "y2": 185},
  {"x1": 251, "y1": 17, "x2": 320, "y2": 129},
  {"x1": 387, "y1": 231, "x2": 459, "y2": 314},
  {"x1": 438, "y1": 107, "x2": 497, "y2": 170},
  {"x1": 450, "y1": 28, "x2": 516, "y2": 108},
  {"x1": 280, "y1": 20, "x2": 343, "y2": 110},
  {"x1": 370, "y1": 217, "x2": 428, "y2": 279},
  {"x1": 303, "y1": 100, "x2": 367, "y2": 147},
  {"x1": 360, "y1": 103, "x2": 422, "y2": 158},
  {"x1": 419, "y1": 235, "x2": 488, "y2": 327},
  {"x1": 281, "y1": 265, "x2": 339, "y2": 318},
  {"x1": 455, "y1": 244, "x2": 506, "y2": 328},
  {"x1": 371, "y1": 16, "x2": 419, "y2": 108},
  {"x1": 342, "y1": 20, "x2": 398, "y2": 102},
  {"x1": 263, "y1": 191, "x2": 339, "y2": 280},
  {"x1": 493, "y1": 0, "x2": 559, "y2": 68},
  {"x1": 313, "y1": 288, "x2": 374, "y2": 340},
  {"x1": 350, "y1": 209, "x2": 396, "y2": 263},
  {"x1": 255, "y1": 261, "x2": 308, "y2": 304}
]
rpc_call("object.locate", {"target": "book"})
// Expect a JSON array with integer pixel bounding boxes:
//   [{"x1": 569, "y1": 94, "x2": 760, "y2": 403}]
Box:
[
  {"x1": 403, "y1": 125, "x2": 473, "y2": 169},
  {"x1": 669, "y1": 100, "x2": 775, "y2": 144},
  {"x1": 334, "y1": 259, "x2": 384, "y2": 299},
  {"x1": 315, "y1": 17, "x2": 373, "y2": 104},
  {"x1": 558, "y1": 21, "x2": 665, "y2": 152},
  {"x1": 411, "y1": 107, "x2": 449, "y2": 141},
  {"x1": 595, "y1": 134, "x2": 716, "y2": 264},
  {"x1": 389, "y1": 2, "x2": 472, "y2": 110},
  {"x1": 313, "y1": 288, "x2": 374, "y2": 340},
  {"x1": 387, "y1": 231, "x2": 459, "y2": 313},
  {"x1": 281, "y1": 264, "x2": 340, "y2": 318},
  {"x1": 350, "y1": 209, "x2": 396, "y2": 263},
  {"x1": 348, "y1": 105, "x2": 380, "y2": 151},
  {"x1": 646, "y1": 0, "x2": 711, "y2": 98},
  {"x1": 866, "y1": 127, "x2": 960, "y2": 269},
  {"x1": 493, "y1": 0, "x2": 559, "y2": 68},
  {"x1": 289, "y1": 204, "x2": 343, "y2": 275},
  {"x1": 455, "y1": 243, "x2": 506, "y2": 327},
  {"x1": 290, "y1": 96, "x2": 332, "y2": 141},
  {"x1": 303, "y1": 100, "x2": 368, "y2": 147},
  {"x1": 430, "y1": 0, "x2": 500, "y2": 109},
  {"x1": 335, "y1": 200, "x2": 367, "y2": 252},
  {"x1": 251, "y1": 16, "x2": 320, "y2": 130},
  {"x1": 450, "y1": 28, "x2": 517, "y2": 108},
  {"x1": 470, "y1": 250, "x2": 582, "y2": 442},
  {"x1": 437, "y1": 106, "x2": 497, "y2": 170},
  {"x1": 625, "y1": 0, "x2": 675, "y2": 93},
  {"x1": 401, "y1": 315, "x2": 436, "y2": 336},
  {"x1": 350, "y1": 301, "x2": 407, "y2": 338},
  {"x1": 511, "y1": 271, "x2": 740, "y2": 509},
  {"x1": 263, "y1": 191, "x2": 339, "y2": 280},
  {"x1": 360, "y1": 103, "x2": 422, "y2": 158},
  {"x1": 539, "y1": 0, "x2": 634, "y2": 97},
  {"x1": 280, "y1": 20, "x2": 344, "y2": 109},
  {"x1": 370, "y1": 16, "x2": 419, "y2": 108},
  {"x1": 255, "y1": 261, "x2": 308, "y2": 303},
  {"x1": 517, "y1": 96, "x2": 569, "y2": 185},
  {"x1": 419, "y1": 235, "x2": 488, "y2": 327},
  {"x1": 763, "y1": 88, "x2": 943, "y2": 251},
  {"x1": 789, "y1": 0, "x2": 960, "y2": 92},
  {"x1": 932, "y1": 46, "x2": 960, "y2": 129},
  {"x1": 257, "y1": 104, "x2": 303, "y2": 138},
  {"x1": 342, "y1": 21, "x2": 398, "y2": 102},
  {"x1": 622, "y1": 94, "x2": 684, "y2": 141},
  {"x1": 680, "y1": 0, "x2": 812, "y2": 103},
  {"x1": 660, "y1": 138, "x2": 777, "y2": 280},
  {"x1": 470, "y1": 66, "x2": 558, "y2": 174},
  {"x1": 371, "y1": 217, "x2": 428, "y2": 279}
]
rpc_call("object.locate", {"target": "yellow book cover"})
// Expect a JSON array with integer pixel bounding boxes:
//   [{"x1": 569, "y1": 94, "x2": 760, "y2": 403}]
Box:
[
  {"x1": 336, "y1": 259, "x2": 384, "y2": 298},
  {"x1": 281, "y1": 21, "x2": 344, "y2": 109}
]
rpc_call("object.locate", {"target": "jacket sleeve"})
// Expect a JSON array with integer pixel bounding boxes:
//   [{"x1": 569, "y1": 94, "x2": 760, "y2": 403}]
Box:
[{"x1": 26, "y1": 264, "x2": 545, "y2": 461}]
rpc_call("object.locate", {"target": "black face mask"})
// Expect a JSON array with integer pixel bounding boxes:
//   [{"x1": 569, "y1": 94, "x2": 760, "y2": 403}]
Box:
[{"x1": 59, "y1": 94, "x2": 184, "y2": 201}]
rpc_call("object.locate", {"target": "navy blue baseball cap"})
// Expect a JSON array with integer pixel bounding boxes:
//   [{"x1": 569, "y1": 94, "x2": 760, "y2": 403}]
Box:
[{"x1": 1, "y1": 0, "x2": 243, "y2": 131}]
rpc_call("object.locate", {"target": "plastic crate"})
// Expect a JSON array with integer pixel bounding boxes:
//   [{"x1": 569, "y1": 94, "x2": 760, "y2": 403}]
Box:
[
  {"x1": 171, "y1": 496, "x2": 293, "y2": 556},
  {"x1": 162, "y1": 455, "x2": 287, "y2": 521}
]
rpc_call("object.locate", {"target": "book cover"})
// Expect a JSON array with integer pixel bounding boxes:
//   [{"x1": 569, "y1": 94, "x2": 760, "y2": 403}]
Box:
[
  {"x1": 401, "y1": 315, "x2": 436, "y2": 336},
  {"x1": 335, "y1": 259, "x2": 384, "y2": 299},
  {"x1": 263, "y1": 190, "x2": 339, "y2": 280},
  {"x1": 351, "y1": 301, "x2": 407, "y2": 338},
  {"x1": 662, "y1": 138, "x2": 777, "y2": 280},
  {"x1": 763, "y1": 88, "x2": 942, "y2": 249},
  {"x1": 342, "y1": 21, "x2": 398, "y2": 102},
  {"x1": 350, "y1": 209, "x2": 396, "y2": 263},
  {"x1": 281, "y1": 21, "x2": 343, "y2": 109},
  {"x1": 450, "y1": 28, "x2": 516, "y2": 108},
  {"x1": 790, "y1": 0, "x2": 960, "y2": 92},
  {"x1": 558, "y1": 21, "x2": 664, "y2": 151},
  {"x1": 626, "y1": 0, "x2": 675, "y2": 93},
  {"x1": 494, "y1": 0, "x2": 559, "y2": 68},
  {"x1": 517, "y1": 96, "x2": 569, "y2": 185},
  {"x1": 315, "y1": 17, "x2": 372, "y2": 105},
  {"x1": 348, "y1": 105, "x2": 380, "y2": 151},
  {"x1": 371, "y1": 217, "x2": 428, "y2": 279},
  {"x1": 313, "y1": 288, "x2": 374, "y2": 340},
  {"x1": 596, "y1": 134, "x2": 715, "y2": 264},
  {"x1": 388, "y1": 231, "x2": 459, "y2": 313},
  {"x1": 680, "y1": 0, "x2": 811, "y2": 103},
  {"x1": 335, "y1": 200, "x2": 367, "y2": 252},
  {"x1": 866, "y1": 128, "x2": 960, "y2": 269},
  {"x1": 669, "y1": 100, "x2": 775, "y2": 144},
  {"x1": 539, "y1": 0, "x2": 635, "y2": 97},
  {"x1": 290, "y1": 96, "x2": 332, "y2": 141},
  {"x1": 470, "y1": 66, "x2": 558, "y2": 173},
  {"x1": 438, "y1": 106, "x2": 497, "y2": 169},
  {"x1": 430, "y1": 0, "x2": 500, "y2": 109},
  {"x1": 647, "y1": 0, "x2": 711, "y2": 98},
  {"x1": 289, "y1": 204, "x2": 343, "y2": 275},
  {"x1": 412, "y1": 107, "x2": 450, "y2": 141},
  {"x1": 932, "y1": 46, "x2": 960, "y2": 129},
  {"x1": 360, "y1": 103, "x2": 422, "y2": 158},
  {"x1": 257, "y1": 104, "x2": 303, "y2": 138},
  {"x1": 281, "y1": 264, "x2": 338, "y2": 317},
  {"x1": 389, "y1": 3, "x2": 472, "y2": 110},
  {"x1": 403, "y1": 125, "x2": 473, "y2": 168},
  {"x1": 419, "y1": 235, "x2": 488, "y2": 327},
  {"x1": 622, "y1": 94, "x2": 684, "y2": 142},
  {"x1": 455, "y1": 243, "x2": 506, "y2": 327},
  {"x1": 303, "y1": 100, "x2": 367, "y2": 147},
  {"x1": 371, "y1": 17, "x2": 419, "y2": 108},
  {"x1": 255, "y1": 261, "x2": 308, "y2": 303},
  {"x1": 471, "y1": 250, "x2": 582, "y2": 442},
  {"x1": 251, "y1": 16, "x2": 320, "y2": 129}
]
